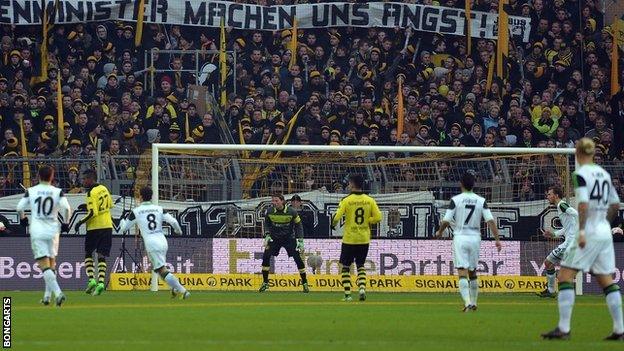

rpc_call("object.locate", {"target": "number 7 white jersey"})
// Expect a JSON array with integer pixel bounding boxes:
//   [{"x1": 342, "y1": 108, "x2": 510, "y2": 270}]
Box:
[
  {"x1": 443, "y1": 191, "x2": 494, "y2": 237},
  {"x1": 119, "y1": 202, "x2": 182, "y2": 252},
  {"x1": 574, "y1": 164, "x2": 620, "y2": 240},
  {"x1": 16, "y1": 183, "x2": 71, "y2": 240}
]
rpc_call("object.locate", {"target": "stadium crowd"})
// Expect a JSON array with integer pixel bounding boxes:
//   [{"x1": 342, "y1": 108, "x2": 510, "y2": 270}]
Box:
[{"x1": 0, "y1": 0, "x2": 622, "y2": 200}]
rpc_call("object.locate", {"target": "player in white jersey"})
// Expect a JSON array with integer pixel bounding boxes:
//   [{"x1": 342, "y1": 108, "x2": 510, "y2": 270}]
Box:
[
  {"x1": 536, "y1": 186, "x2": 578, "y2": 298},
  {"x1": 119, "y1": 186, "x2": 190, "y2": 299},
  {"x1": 542, "y1": 138, "x2": 623, "y2": 341},
  {"x1": 435, "y1": 172, "x2": 501, "y2": 312},
  {"x1": 16, "y1": 166, "x2": 72, "y2": 307}
]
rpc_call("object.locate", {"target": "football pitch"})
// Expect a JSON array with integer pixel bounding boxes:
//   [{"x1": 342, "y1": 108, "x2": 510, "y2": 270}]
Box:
[{"x1": 5, "y1": 291, "x2": 623, "y2": 351}]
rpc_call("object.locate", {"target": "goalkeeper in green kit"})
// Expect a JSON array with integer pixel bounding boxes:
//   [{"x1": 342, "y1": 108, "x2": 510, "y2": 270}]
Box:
[{"x1": 259, "y1": 193, "x2": 309, "y2": 293}]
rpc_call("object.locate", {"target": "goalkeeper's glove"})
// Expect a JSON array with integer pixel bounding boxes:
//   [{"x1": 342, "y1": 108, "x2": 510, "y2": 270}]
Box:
[
  {"x1": 20, "y1": 217, "x2": 28, "y2": 227},
  {"x1": 263, "y1": 235, "x2": 273, "y2": 248},
  {"x1": 296, "y1": 239, "x2": 305, "y2": 252}
]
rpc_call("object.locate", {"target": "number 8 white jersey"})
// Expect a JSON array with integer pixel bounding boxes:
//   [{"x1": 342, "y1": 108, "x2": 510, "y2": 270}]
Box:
[
  {"x1": 443, "y1": 191, "x2": 494, "y2": 237},
  {"x1": 574, "y1": 164, "x2": 620, "y2": 240},
  {"x1": 119, "y1": 202, "x2": 182, "y2": 252},
  {"x1": 16, "y1": 183, "x2": 71, "y2": 240}
]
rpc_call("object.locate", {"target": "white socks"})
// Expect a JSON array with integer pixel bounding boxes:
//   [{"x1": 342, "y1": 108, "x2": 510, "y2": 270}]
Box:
[
  {"x1": 459, "y1": 277, "x2": 471, "y2": 307},
  {"x1": 469, "y1": 278, "x2": 478, "y2": 306},
  {"x1": 164, "y1": 272, "x2": 186, "y2": 293},
  {"x1": 605, "y1": 286, "x2": 624, "y2": 334},
  {"x1": 546, "y1": 269, "x2": 557, "y2": 294},
  {"x1": 557, "y1": 287, "x2": 575, "y2": 333},
  {"x1": 43, "y1": 270, "x2": 53, "y2": 300},
  {"x1": 43, "y1": 269, "x2": 62, "y2": 297}
]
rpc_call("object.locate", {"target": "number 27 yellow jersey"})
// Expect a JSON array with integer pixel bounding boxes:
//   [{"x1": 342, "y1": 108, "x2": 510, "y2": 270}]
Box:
[{"x1": 86, "y1": 184, "x2": 113, "y2": 230}]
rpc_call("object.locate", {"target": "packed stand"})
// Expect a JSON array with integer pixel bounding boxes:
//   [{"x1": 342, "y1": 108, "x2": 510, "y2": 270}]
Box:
[{"x1": 0, "y1": 0, "x2": 621, "y2": 200}]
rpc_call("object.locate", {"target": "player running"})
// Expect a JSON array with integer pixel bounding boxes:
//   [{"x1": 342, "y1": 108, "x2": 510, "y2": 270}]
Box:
[
  {"x1": 119, "y1": 186, "x2": 189, "y2": 299},
  {"x1": 16, "y1": 166, "x2": 72, "y2": 307},
  {"x1": 435, "y1": 171, "x2": 502, "y2": 312},
  {"x1": 259, "y1": 193, "x2": 309, "y2": 293},
  {"x1": 542, "y1": 138, "x2": 623, "y2": 340},
  {"x1": 332, "y1": 175, "x2": 382, "y2": 302},
  {"x1": 536, "y1": 186, "x2": 578, "y2": 298},
  {"x1": 74, "y1": 169, "x2": 113, "y2": 295}
]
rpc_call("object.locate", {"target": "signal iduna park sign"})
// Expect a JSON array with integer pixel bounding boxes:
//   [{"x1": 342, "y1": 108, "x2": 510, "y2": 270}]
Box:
[{"x1": 108, "y1": 273, "x2": 548, "y2": 293}]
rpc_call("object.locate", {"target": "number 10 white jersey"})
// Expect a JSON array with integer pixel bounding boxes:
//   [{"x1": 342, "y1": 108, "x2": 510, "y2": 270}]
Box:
[
  {"x1": 119, "y1": 202, "x2": 182, "y2": 252},
  {"x1": 443, "y1": 191, "x2": 494, "y2": 237},
  {"x1": 16, "y1": 183, "x2": 71, "y2": 240}
]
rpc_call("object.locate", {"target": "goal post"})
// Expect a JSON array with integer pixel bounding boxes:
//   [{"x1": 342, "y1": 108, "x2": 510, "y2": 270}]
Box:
[{"x1": 150, "y1": 144, "x2": 582, "y2": 294}]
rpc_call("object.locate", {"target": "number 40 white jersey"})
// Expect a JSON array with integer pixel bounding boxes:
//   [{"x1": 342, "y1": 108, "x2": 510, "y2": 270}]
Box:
[
  {"x1": 16, "y1": 183, "x2": 71, "y2": 240},
  {"x1": 443, "y1": 191, "x2": 494, "y2": 237},
  {"x1": 574, "y1": 164, "x2": 620, "y2": 240},
  {"x1": 119, "y1": 202, "x2": 182, "y2": 252}
]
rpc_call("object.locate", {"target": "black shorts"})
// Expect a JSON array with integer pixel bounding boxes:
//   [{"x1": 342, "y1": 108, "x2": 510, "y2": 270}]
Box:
[
  {"x1": 267, "y1": 237, "x2": 298, "y2": 257},
  {"x1": 340, "y1": 243, "x2": 369, "y2": 267},
  {"x1": 85, "y1": 228, "x2": 113, "y2": 256}
]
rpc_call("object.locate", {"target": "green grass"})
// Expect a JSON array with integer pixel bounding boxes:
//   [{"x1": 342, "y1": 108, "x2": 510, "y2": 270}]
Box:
[{"x1": 5, "y1": 291, "x2": 624, "y2": 350}]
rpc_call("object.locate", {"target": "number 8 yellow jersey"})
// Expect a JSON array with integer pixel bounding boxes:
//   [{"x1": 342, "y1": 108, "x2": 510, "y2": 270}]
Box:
[
  {"x1": 331, "y1": 192, "x2": 382, "y2": 244},
  {"x1": 86, "y1": 184, "x2": 113, "y2": 230}
]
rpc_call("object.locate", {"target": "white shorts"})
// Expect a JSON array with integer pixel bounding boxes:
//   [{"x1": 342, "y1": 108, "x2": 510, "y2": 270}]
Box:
[
  {"x1": 546, "y1": 241, "x2": 569, "y2": 265},
  {"x1": 561, "y1": 238, "x2": 616, "y2": 275},
  {"x1": 31, "y1": 238, "x2": 55, "y2": 260},
  {"x1": 52, "y1": 234, "x2": 60, "y2": 257},
  {"x1": 148, "y1": 250, "x2": 168, "y2": 271},
  {"x1": 453, "y1": 236, "x2": 481, "y2": 271}
]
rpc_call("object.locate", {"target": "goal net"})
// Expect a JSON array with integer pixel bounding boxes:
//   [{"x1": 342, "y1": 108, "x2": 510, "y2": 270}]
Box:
[{"x1": 146, "y1": 144, "x2": 578, "y2": 291}]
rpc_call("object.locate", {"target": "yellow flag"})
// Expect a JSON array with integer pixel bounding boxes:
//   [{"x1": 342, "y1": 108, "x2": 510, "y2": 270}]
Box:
[
  {"x1": 57, "y1": 77, "x2": 64, "y2": 145},
  {"x1": 219, "y1": 17, "x2": 227, "y2": 108},
  {"x1": 289, "y1": 18, "x2": 298, "y2": 69},
  {"x1": 612, "y1": 17, "x2": 620, "y2": 97},
  {"x1": 465, "y1": 0, "x2": 472, "y2": 56},
  {"x1": 40, "y1": 1, "x2": 49, "y2": 81},
  {"x1": 19, "y1": 117, "x2": 31, "y2": 188},
  {"x1": 397, "y1": 77, "x2": 405, "y2": 136},
  {"x1": 496, "y1": 0, "x2": 509, "y2": 79},
  {"x1": 135, "y1": 0, "x2": 145, "y2": 47}
]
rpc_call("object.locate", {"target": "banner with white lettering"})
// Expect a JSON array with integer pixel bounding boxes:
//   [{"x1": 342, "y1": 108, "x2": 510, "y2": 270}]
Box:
[
  {"x1": 0, "y1": 191, "x2": 621, "y2": 240},
  {"x1": 2, "y1": 1, "x2": 531, "y2": 42}
]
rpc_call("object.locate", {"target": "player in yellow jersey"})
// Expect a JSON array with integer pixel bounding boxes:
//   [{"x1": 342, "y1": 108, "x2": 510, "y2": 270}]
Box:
[
  {"x1": 74, "y1": 169, "x2": 113, "y2": 295},
  {"x1": 331, "y1": 175, "x2": 382, "y2": 302}
]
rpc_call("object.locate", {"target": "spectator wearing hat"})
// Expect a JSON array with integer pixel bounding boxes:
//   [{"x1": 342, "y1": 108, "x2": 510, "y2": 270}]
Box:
[
  {"x1": 413, "y1": 125, "x2": 430, "y2": 146},
  {"x1": 329, "y1": 129, "x2": 341, "y2": 145},
  {"x1": 462, "y1": 124, "x2": 484, "y2": 146},
  {"x1": 65, "y1": 138, "x2": 83, "y2": 158},
  {"x1": 368, "y1": 124, "x2": 380, "y2": 145},
  {"x1": 145, "y1": 129, "x2": 161, "y2": 146},
  {"x1": 166, "y1": 123, "x2": 182, "y2": 143}
]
